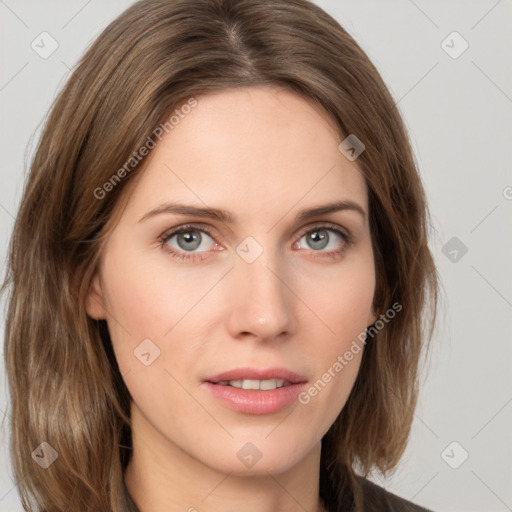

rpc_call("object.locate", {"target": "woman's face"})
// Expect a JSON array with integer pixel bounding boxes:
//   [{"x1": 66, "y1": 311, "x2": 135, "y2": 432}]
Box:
[{"x1": 87, "y1": 86, "x2": 376, "y2": 475}]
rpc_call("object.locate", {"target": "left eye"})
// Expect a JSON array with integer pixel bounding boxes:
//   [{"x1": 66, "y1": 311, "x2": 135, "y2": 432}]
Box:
[{"x1": 296, "y1": 227, "x2": 345, "y2": 252}]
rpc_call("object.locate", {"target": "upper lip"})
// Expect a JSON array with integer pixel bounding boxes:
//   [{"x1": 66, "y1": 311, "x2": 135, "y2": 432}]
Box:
[{"x1": 204, "y1": 367, "x2": 308, "y2": 384}]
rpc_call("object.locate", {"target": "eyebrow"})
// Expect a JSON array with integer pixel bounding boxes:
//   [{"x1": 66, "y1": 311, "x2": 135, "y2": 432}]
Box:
[{"x1": 138, "y1": 200, "x2": 367, "y2": 224}]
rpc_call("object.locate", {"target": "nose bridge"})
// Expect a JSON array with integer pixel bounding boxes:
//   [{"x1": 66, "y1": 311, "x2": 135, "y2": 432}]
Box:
[{"x1": 227, "y1": 239, "x2": 296, "y2": 340}]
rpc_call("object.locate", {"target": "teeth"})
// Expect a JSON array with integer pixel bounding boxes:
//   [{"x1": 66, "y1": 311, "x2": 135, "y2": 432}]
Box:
[{"x1": 221, "y1": 378, "x2": 288, "y2": 390}]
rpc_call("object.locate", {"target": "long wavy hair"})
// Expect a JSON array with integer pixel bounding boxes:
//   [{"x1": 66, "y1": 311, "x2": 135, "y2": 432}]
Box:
[{"x1": 2, "y1": 0, "x2": 438, "y2": 510}]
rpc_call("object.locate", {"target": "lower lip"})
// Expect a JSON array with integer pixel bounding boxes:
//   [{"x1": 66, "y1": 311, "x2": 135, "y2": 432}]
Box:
[{"x1": 203, "y1": 382, "x2": 307, "y2": 415}]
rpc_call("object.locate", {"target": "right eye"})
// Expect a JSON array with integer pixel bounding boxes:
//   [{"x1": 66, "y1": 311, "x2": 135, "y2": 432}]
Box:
[{"x1": 159, "y1": 224, "x2": 223, "y2": 261}]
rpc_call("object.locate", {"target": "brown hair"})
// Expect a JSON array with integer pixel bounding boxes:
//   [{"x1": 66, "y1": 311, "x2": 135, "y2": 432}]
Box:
[{"x1": 2, "y1": 0, "x2": 438, "y2": 510}]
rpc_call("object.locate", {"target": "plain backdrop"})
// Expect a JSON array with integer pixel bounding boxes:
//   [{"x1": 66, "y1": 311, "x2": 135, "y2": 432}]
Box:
[{"x1": 1, "y1": 1, "x2": 511, "y2": 511}]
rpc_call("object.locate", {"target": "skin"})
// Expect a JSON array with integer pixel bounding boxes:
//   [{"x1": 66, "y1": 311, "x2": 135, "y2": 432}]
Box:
[{"x1": 87, "y1": 86, "x2": 377, "y2": 512}]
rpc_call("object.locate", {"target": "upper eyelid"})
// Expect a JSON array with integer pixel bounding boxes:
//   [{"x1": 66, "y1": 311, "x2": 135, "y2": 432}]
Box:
[{"x1": 160, "y1": 221, "x2": 350, "y2": 245}]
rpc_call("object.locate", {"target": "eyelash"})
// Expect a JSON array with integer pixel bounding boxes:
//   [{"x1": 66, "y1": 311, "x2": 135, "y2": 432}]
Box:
[{"x1": 158, "y1": 222, "x2": 354, "y2": 262}]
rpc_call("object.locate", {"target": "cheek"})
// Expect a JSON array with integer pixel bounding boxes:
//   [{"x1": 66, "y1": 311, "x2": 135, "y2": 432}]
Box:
[
  {"x1": 299, "y1": 251, "x2": 375, "y2": 341},
  {"x1": 100, "y1": 240, "x2": 190, "y2": 333},
  {"x1": 99, "y1": 241, "x2": 222, "y2": 384},
  {"x1": 295, "y1": 254, "x2": 374, "y2": 417}
]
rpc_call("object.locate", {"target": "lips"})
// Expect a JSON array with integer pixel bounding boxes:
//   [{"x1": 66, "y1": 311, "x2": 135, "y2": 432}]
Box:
[{"x1": 202, "y1": 367, "x2": 308, "y2": 414}]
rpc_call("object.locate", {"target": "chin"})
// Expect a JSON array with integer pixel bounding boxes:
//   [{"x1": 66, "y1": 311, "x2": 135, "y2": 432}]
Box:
[{"x1": 196, "y1": 434, "x2": 316, "y2": 477}]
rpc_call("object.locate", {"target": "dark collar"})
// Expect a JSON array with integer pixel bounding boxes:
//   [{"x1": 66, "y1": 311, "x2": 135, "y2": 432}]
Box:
[{"x1": 320, "y1": 463, "x2": 434, "y2": 512}]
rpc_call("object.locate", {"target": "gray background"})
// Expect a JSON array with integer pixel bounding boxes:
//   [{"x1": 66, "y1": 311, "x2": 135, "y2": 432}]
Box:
[{"x1": 1, "y1": 1, "x2": 511, "y2": 510}]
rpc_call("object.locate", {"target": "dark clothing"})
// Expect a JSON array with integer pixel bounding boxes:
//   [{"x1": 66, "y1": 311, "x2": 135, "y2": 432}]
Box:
[
  {"x1": 353, "y1": 477, "x2": 432, "y2": 511},
  {"x1": 319, "y1": 465, "x2": 433, "y2": 512}
]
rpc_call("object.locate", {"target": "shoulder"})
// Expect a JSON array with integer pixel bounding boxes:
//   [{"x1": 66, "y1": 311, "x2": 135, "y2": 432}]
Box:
[{"x1": 356, "y1": 476, "x2": 434, "y2": 512}]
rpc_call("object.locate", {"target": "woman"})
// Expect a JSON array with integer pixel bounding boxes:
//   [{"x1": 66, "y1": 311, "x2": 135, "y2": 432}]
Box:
[{"x1": 2, "y1": 0, "x2": 438, "y2": 510}]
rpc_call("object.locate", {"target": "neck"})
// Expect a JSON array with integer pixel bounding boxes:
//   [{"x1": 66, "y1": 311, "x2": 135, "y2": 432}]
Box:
[{"x1": 124, "y1": 406, "x2": 328, "y2": 512}]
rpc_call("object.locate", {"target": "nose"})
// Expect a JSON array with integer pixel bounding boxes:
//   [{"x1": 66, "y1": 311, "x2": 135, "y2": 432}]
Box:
[{"x1": 225, "y1": 248, "x2": 297, "y2": 342}]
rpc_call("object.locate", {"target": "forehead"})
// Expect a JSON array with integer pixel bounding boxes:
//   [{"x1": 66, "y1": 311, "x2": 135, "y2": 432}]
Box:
[{"x1": 119, "y1": 86, "x2": 368, "y2": 224}]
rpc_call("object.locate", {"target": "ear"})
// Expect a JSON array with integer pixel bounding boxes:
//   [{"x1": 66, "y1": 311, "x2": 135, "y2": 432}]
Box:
[{"x1": 85, "y1": 273, "x2": 107, "y2": 320}]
